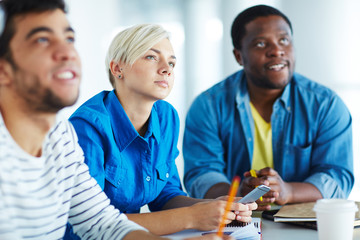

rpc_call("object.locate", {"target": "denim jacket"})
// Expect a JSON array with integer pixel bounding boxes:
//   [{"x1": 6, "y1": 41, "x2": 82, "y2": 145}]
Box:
[{"x1": 183, "y1": 70, "x2": 354, "y2": 199}]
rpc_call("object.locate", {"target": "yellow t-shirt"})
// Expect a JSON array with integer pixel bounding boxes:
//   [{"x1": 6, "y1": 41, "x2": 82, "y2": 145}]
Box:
[{"x1": 249, "y1": 102, "x2": 274, "y2": 170}]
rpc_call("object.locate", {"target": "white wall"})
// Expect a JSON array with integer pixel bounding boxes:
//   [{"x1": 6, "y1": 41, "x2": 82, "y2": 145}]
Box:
[{"x1": 63, "y1": 0, "x2": 360, "y2": 201}]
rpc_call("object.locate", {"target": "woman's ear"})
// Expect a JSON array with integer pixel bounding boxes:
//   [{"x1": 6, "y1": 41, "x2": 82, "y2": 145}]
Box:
[
  {"x1": 233, "y1": 49, "x2": 244, "y2": 66},
  {"x1": 109, "y1": 61, "x2": 123, "y2": 79}
]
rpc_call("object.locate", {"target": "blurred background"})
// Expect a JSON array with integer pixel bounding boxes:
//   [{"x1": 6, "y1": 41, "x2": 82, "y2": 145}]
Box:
[{"x1": 62, "y1": 0, "x2": 360, "y2": 201}]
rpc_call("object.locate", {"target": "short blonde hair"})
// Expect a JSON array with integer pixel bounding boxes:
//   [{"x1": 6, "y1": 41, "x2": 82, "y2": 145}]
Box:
[{"x1": 105, "y1": 24, "x2": 170, "y2": 88}]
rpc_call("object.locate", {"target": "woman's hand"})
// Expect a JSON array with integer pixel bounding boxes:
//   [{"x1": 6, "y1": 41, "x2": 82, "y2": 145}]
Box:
[
  {"x1": 187, "y1": 199, "x2": 256, "y2": 231},
  {"x1": 216, "y1": 196, "x2": 257, "y2": 222}
]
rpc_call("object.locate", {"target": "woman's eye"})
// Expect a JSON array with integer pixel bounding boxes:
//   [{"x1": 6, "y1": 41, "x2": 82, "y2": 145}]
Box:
[
  {"x1": 169, "y1": 62, "x2": 175, "y2": 68},
  {"x1": 146, "y1": 55, "x2": 156, "y2": 60},
  {"x1": 67, "y1": 36, "x2": 75, "y2": 43}
]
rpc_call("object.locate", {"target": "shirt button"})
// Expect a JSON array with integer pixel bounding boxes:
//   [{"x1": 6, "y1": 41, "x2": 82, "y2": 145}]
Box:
[
  {"x1": 146, "y1": 176, "x2": 151, "y2": 181},
  {"x1": 166, "y1": 173, "x2": 169, "y2": 178}
]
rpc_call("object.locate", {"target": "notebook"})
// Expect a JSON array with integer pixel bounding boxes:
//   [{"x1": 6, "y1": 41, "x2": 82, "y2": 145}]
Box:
[{"x1": 202, "y1": 217, "x2": 262, "y2": 240}]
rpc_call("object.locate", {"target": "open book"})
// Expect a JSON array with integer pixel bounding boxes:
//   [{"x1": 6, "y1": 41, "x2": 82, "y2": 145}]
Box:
[
  {"x1": 203, "y1": 218, "x2": 262, "y2": 240},
  {"x1": 262, "y1": 201, "x2": 360, "y2": 229}
]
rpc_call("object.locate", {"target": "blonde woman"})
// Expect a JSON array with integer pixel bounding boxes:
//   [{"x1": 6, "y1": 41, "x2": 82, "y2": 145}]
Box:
[{"x1": 66, "y1": 24, "x2": 256, "y2": 239}]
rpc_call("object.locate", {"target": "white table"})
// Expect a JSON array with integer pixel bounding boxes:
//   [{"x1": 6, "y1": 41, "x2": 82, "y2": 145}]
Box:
[
  {"x1": 262, "y1": 219, "x2": 360, "y2": 240},
  {"x1": 165, "y1": 219, "x2": 360, "y2": 239}
]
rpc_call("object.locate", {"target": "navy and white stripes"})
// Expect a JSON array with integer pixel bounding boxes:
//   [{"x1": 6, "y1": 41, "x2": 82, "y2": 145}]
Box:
[{"x1": 0, "y1": 115, "x2": 145, "y2": 239}]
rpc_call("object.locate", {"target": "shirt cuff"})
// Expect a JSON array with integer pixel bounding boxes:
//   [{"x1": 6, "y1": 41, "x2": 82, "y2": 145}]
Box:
[
  {"x1": 189, "y1": 171, "x2": 230, "y2": 198},
  {"x1": 305, "y1": 172, "x2": 345, "y2": 198}
]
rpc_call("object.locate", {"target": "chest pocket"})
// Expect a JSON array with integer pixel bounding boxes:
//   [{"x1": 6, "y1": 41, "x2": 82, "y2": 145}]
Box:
[
  {"x1": 156, "y1": 163, "x2": 170, "y2": 181},
  {"x1": 155, "y1": 163, "x2": 170, "y2": 194},
  {"x1": 104, "y1": 162, "x2": 135, "y2": 211},
  {"x1": 105, "y1": 163, "x2": 125, "y2": 188},
  {"x1": 282, "y1": 144, "x2": 312, "y2": 181}
]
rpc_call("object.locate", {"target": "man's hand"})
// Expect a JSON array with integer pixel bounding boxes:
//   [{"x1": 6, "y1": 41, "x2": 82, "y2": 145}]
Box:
[
  {"x1": 241, "y1": 168, "x2": 280, "y2": 210},
  {"x1": 256, "y1": 167, "x2": 293, "y2": 205},
  {"x1": 242, "y1": 167, "x2": 323, "y2": 209}
]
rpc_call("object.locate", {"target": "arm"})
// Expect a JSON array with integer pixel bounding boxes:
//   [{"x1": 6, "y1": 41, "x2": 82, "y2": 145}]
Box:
[
  {"x1": 0, "y1": 191, "x2": 21, "y2": 239},
  {"x1": 183, "y1": 94, "x2": 231, "y2": 198},
  {"x1": 123, "y1": 231, "x2": 233, "y2": 240},
  {"x1": 303, "y1": 95, "x2": 353, "y2": 198},
  {"x1": 204, "y1": 183, "x2": 231, "y2": 199},
  {"x1": 123, "y1": 230, "x2": 170, "y2": 240},
  {"x1": 69, "y1": 115, "x2": 106, "y2": 188},
  {"x1": 127, "y1": 195, "x2": 256, "y2": 235}
]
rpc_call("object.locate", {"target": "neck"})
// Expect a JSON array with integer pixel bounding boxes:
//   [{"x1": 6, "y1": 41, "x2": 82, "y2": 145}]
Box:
[
  {"x1": 115, "y1": 89, "x2": 153, "y2": 137},
  {"x1": 0, "y1": 103, "x2": 56, "y2": 157},
  {"x1": 247, "y1": 81, "x2": 284, "y2": 122}
]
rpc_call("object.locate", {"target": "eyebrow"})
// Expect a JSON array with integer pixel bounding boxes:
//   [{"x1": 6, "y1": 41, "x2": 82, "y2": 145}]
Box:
[
  {"x1": 25, "y1": 26, "x2": 75, "y2": 40},
  {"x1": 150, "y1": 48, "x2": 176, "y2": 60}
]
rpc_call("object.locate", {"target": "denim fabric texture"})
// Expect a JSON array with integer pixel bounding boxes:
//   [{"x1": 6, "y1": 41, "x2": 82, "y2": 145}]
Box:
[{"x1": 183, "y1": 70, "x2": 354, "y2": 199}]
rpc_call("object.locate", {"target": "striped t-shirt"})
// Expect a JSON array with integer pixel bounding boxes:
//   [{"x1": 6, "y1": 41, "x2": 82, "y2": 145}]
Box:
[{"x1": 0, "y1": 114, "x2": 145, "y2": 239}]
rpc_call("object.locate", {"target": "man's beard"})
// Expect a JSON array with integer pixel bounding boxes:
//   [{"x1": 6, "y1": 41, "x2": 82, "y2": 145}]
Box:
[{"x1": 8, "y1": 53, "x2": 79, "y2": 113}]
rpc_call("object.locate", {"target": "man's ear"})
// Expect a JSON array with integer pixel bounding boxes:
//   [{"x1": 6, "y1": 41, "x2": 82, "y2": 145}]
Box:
[
  {"x1": 233, "y1": 49, "x2": 244, "y2": 66},
  {"x1": 0, "y1": 59, "x2": 13, "y2": 86}
]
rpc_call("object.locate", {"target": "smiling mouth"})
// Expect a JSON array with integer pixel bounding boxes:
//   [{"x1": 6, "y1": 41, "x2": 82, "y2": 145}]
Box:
[
  {"x1": 268, "y1": 63, "x2": 287, "y2": 71},
  {"x1": 56, "y1": 71, "x2": 75, "y2": 79}
]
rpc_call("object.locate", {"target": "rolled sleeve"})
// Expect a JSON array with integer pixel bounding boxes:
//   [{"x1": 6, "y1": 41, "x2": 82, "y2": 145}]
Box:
[
  {"x1": 190, "y1": 171, "x2": 231, "y2": 198},
  {"x1": 305, "y1": 172, "x2": 346, "y2": 198}
]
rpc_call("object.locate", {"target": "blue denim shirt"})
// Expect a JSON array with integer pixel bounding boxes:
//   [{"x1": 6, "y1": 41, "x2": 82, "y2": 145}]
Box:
[
  {"x1": 69, "y1": 90, "x2": 186, "y2": 212},
  {"x1": 183, "y1": 70, "x2": 354, "y2": 199}
]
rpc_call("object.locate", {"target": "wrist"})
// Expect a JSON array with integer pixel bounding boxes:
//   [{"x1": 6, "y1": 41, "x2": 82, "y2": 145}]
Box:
[
  {"x1": 182, "y1": 206, "x2": 195, "y2": 230},
  {"x1": 285, "y1": 182, "x2": 294, "y2": 204}
]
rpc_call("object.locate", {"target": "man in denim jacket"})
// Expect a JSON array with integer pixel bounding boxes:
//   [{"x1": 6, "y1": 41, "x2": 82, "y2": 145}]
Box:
[{"x1": 183, "y1": 5, "x2": 353, "y2": 210}]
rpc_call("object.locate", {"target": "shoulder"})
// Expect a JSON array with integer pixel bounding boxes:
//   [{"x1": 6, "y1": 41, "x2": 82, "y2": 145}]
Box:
[
  {"x1": 189, "y1": 70, "x2": 243, "y2": 113},
  {"x1": 49, "y1": 117, "x2": 85, "y2": 163},
  {"x1": 51, "y1": 117, "x2": 77, "y2": 142},
  {"x1": 292, "y1": 73, "x2": 337, "y2": 99},
  {"x1": 290, "y1": 73, "x2": 349, "y2": 115},
  {"x1": 69, "y1": 91, "x2": 112, "y2": 130},
  {"x1": 71, "y1": 91, "x2": 111, "y2": 119}
]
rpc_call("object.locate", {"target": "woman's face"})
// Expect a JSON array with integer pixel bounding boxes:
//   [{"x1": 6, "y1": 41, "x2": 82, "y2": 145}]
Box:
[{"x1": 119, "y1": 38, "x2": 176, "y2": 102}]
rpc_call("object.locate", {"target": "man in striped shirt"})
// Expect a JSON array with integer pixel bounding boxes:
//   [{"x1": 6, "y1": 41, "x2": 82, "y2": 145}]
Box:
[{"x1": 0, "y1": 1, "x2": 226, "y2": 240}]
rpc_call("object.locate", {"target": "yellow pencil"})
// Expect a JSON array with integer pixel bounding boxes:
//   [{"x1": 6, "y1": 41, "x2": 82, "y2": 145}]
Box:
[
  {"x1": 250, "y1": 169, "x2": 262, "y2": 201},
  {"x1": 217, "y1": 176, "x2": 240, "y2": 237}
]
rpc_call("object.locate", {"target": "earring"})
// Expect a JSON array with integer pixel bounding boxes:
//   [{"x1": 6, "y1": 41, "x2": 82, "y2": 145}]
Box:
[{"x1": 119, "y1": 68, "x2": 123, "y2": 79}]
